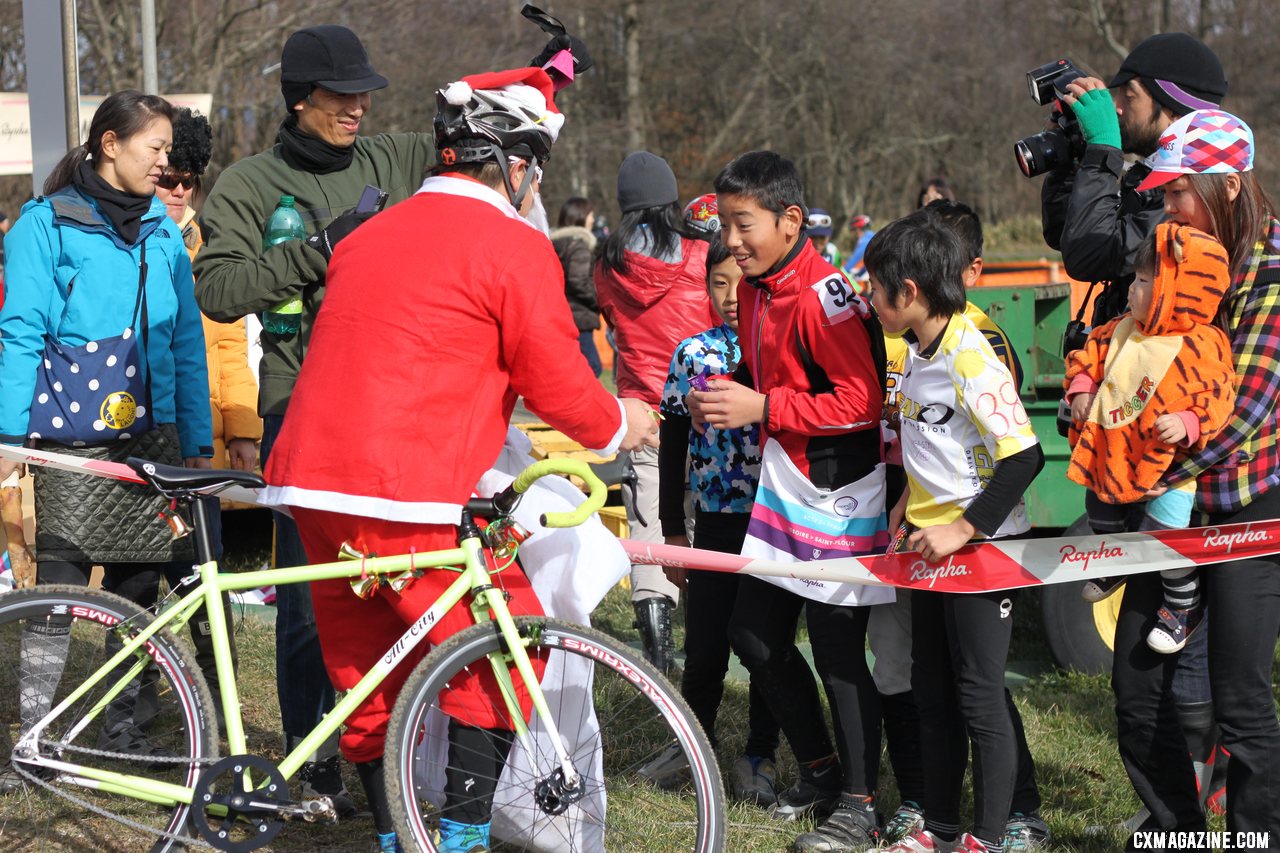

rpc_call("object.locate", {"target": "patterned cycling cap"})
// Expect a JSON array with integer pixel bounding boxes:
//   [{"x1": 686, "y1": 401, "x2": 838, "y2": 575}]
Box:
[{"x1": 1136, "y1": 109, "x2": 1253, "y2": 192}]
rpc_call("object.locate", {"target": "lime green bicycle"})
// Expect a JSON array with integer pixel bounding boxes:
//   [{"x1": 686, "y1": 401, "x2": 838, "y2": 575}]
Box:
[{"x1": 0, "y1": 457, "x2": 724, "y2": 851}]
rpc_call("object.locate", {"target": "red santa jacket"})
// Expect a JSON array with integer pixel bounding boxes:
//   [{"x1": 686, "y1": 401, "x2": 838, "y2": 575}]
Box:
[
  {"x1": 262, "y1": 175, "x2": 623, "y2": 522},
  {"x1": 737, "y1": 238, "x2": 884, "y2": 490},
  {"x1": 594, "y1": 236, "x2": 715, "y2": 405}
]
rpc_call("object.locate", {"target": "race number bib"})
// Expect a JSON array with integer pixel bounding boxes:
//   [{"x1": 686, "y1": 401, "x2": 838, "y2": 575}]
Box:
[{"x1": 811, "y1": 273, "x2": 864, "y2": 325}]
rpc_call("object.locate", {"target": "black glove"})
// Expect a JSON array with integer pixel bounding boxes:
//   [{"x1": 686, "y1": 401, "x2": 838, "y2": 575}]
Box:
[
  {"x1": 523, "y1": 5, "x2": 593, "y2": 74},
  {"x1": 305, "y1": 209, "x2": 376, "y2": 261}
]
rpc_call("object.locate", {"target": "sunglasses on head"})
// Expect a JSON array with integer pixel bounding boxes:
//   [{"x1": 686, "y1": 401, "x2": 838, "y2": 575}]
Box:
[{"x1": 156, "y1": 171, "x2": 196, "y2": 190}]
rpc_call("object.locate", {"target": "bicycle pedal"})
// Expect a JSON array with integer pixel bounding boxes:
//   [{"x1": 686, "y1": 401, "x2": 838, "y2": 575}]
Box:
[{"x1": 294, "y1": 796, "x2": 339, "y2": 823}]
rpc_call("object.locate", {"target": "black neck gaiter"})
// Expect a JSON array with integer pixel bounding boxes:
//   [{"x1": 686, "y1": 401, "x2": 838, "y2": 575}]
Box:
[
  {"x1": 71, "y1": 160, "x2": 152, "y2": 245},
  {"x1": 277, "y1": 114, "x2": 355, "y2": 175}
]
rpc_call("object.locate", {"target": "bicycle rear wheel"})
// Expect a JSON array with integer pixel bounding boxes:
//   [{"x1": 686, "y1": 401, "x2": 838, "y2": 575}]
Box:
[
  {"x1": 0, "y1": 585, "x2": 218, "y2": 852},
  {"x1": 386, "y1": 616, "x2": 725, "y2": 852}
]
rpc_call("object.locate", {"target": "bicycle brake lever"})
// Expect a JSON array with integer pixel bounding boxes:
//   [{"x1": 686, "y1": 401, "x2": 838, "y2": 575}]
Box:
[
  {"x1": 583, "y1": 456, "x2": 645, "y2": 527},
  {"x1": 618, "y1": 457, "x2": 646, "y2": 529}
]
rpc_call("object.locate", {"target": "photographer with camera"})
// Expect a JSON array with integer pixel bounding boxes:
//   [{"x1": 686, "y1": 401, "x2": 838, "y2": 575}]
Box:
[
  {"x1": 1031, "y1": 33, "x2": 1227, "y2": 328},
  {"x1": 1023, "y1": 33, "x2": 1232, "y2": 851}
]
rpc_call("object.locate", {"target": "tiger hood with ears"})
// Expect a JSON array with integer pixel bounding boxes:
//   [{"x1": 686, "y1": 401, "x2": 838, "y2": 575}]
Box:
[
  {"x1": 1140, "y1": 223, "x2": 1230, "y2": 336},
  {"x1": 1064, "y1": 224, "x2": 1237, "y2": 503}
]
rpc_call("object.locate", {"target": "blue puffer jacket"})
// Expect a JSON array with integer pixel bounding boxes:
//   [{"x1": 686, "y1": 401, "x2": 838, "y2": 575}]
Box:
[{"x1": 0, "y1": 186, "x2": 213, "y2": 457}]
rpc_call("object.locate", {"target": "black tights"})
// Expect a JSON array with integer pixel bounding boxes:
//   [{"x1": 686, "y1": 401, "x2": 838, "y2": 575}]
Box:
[
  {"x1": 729, "y1": 576, "x2": 880, "y2": 795},
  {"x1": 681, "y1": 512, "x2": 779, "y2": 759},
  {"x1": 912, "y1": 589, "x2": 1021, "y2": 845}
]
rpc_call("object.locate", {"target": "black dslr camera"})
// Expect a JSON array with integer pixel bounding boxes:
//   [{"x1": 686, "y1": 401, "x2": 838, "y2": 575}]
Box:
[{"x1": 1014, "y1": 59, "x2": 1088, "y2": 178}]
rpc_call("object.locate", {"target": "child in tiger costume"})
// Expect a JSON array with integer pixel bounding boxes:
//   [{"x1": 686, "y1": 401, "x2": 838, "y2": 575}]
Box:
[{"x1": 1064, "y1": 222, "x2": 1236, "y2": 653}]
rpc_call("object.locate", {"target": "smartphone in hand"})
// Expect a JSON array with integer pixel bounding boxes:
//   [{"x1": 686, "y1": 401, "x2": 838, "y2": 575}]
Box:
[{"x1": 356, "y1": 184, "x2": 389, "y2": 214}]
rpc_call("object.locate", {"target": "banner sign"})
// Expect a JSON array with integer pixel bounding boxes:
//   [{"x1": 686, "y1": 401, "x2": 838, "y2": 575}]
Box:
[{"x1": 0, "y1": 93, "x2": 213, "y2": 176}]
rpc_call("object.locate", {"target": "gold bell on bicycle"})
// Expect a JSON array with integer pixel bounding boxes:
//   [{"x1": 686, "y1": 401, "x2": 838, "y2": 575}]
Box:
[
  {"x1": 338, "y1": 541, "x2": 381, "y2": 599},
  {"x1": 387, "y1": 569, "x2": 420, "y2": 594}
]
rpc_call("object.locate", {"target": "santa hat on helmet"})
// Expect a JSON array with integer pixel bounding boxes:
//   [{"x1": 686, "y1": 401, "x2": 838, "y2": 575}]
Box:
[{"x1": 439, "y1": 66, "x2": 564, "y2": 146}]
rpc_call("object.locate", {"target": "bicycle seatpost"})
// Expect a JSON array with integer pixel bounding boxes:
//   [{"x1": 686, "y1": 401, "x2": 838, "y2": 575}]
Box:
[{"x1": 188, "y1": 495, "x2": 218, "y2": 564}]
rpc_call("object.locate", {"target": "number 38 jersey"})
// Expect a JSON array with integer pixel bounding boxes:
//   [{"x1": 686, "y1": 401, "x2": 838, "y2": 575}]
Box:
[{"x1": 899, "y1": 311, "x2": 1037, "y2": 536}]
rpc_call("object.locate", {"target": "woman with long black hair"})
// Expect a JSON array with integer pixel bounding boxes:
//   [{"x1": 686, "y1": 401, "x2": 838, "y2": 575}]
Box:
[
  {"x1": 594, "y1": 151, "x2": 715, "y2": 671},
  {"x1": 0, "y1": 91, "x2": 212, "y2": 783}
]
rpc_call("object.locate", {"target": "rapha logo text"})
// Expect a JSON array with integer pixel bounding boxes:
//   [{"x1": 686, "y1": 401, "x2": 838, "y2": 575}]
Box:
[
  {"x1": 1203, "y1": 525, "x2": 1271, "y2": 554},
  {"x1": 1059, "y1": 541, "x2": 1124, "y2": 573},
  {"x1": 908, "y1": 558, "x2": 970, "y2": 588}
]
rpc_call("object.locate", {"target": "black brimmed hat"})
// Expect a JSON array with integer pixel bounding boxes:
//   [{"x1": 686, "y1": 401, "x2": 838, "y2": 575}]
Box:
[
  {"x1": 1109, "y1": 32, "x2": 1227, "y2": 116},
  {"x1": 281, "y1": 25, "x2": 388, "y2": 107}
]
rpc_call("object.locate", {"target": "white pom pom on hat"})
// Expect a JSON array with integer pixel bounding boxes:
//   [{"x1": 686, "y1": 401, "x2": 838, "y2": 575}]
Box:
[{"x1": 442, "y1": 80, "x2": 473, "y2": 106}]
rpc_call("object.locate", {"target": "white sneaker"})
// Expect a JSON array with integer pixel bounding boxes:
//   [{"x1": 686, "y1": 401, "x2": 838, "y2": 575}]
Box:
[
  {"x1": 729, "y1": 755, "x2": 777, "y2": 806},
  {"x1": 636, "y1": 742, "x2": 690, "y2": 790}
]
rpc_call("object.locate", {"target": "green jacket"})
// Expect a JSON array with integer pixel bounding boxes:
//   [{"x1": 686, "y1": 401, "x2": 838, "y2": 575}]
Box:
[{"x1": 194, "y1": 132, "x2": 434, "y2": 416}]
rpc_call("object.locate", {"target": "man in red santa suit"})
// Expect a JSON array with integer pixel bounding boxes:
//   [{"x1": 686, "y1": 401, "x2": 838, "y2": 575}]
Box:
[{"x1": 261, "y1": 66, "x2": 658, "y2": 852}]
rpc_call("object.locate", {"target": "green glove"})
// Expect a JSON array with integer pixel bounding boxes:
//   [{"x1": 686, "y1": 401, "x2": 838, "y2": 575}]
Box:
[{"x1": 1069, "y1": 87, "x2": 1122, "y2": 149}]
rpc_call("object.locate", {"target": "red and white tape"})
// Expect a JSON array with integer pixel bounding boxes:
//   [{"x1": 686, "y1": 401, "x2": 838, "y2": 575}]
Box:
[
  {"x1": 622, "y1": 520, "x2": 1280, "y2": 594},
  {"x1": 7, "y1": 442, "x2": 1277, "y2": 594}
]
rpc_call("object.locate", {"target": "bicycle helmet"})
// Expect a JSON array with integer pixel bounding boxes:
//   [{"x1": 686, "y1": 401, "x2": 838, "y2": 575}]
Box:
[
  {"x1": 434, "y1": 67, "x2": 564, "y2": 209},
  {"x1": 683, "y1": 193, "x2": 720, "y2": 235},
  {"x1": 850, "y1": 214, "x2": 872, "y2": 230}
]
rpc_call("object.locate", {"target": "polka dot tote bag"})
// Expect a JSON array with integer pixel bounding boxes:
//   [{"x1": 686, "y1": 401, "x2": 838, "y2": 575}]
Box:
[{"x1": 28, "y1": 242, "x2": 154, "y2": 446}]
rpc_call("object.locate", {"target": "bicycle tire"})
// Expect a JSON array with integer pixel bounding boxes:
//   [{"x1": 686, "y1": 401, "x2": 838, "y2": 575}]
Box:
[
  {"x1": 0, "y1": 585, "x2": 219, "y2": 852},
  {"x1": 385, "y1": 616, "x2": 726, "y2": 852}
]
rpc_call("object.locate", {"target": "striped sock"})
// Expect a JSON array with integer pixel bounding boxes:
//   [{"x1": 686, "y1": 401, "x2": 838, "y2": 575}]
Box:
[
  {"x1": 1161, "y1": 567, "x2": 1199, "y2": 610},
  {"x1": 925, "y1": 820, "x2": 959, "y2": 843}
]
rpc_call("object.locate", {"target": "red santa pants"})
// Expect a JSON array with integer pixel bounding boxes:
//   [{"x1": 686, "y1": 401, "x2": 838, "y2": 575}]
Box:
[{"x1": 290, "y1": 506, "x2": 546, "y2": 763}]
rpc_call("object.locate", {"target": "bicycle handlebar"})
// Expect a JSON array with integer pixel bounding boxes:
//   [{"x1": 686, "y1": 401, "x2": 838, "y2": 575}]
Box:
[{"x1": 510, "y1": 458, "x2": 608, "y2": 528}]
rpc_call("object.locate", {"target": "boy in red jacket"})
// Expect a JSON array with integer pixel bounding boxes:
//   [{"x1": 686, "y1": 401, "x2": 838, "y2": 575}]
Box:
[{"x1": 690, "y1": 150, "x2": 889, "y2": 851}]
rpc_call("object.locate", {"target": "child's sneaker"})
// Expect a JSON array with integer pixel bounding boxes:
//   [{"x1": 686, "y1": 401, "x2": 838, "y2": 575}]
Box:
[
  {"x1": 636, "y1": 741, "x2": 691, "y2": 790},
  {"x1": 730, "y1": 754, "x2": 778, "y2": 806},
  {"x1": 1081, "y1": 576, "x2": 1124, "y2": 602},
  {"x1": 769, "y1": 776, "x2": 841, "y2": 821},
  {"x1": 954, "y1": 833, "x2": 995, "y2": 852},
  {"x1": 883, "y1": 800, "x2": 927, "y2": 843},
  {"x1": 1003, "y1": 811, "x2": 1052, "y2": 850},
  {"x1": 1146, "y1": 604, "x2": 1204, "y2": 653},
  {"x1": 882, "y1": 829, "x2": 952, "y2": 852},
  {"x1": 434, "y1": 818, "x2": 490, "y2": 853},
  {"x1": 791, "y1": 802, "x2": 880, "y2": 852}
]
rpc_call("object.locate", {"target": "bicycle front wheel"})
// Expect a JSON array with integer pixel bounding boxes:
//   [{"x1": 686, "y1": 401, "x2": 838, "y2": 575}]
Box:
[
  {"x1": 386, "y1": 616, "x2": 725, "y2": 852},
  {"x1": 0, "y1": 585, "x2": 218, "y2": 853}
]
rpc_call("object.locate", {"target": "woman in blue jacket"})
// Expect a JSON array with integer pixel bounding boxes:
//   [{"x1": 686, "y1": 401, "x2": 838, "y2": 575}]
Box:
[{"x1": 0, "y1": 91, "x2": 212, "y2": 767}]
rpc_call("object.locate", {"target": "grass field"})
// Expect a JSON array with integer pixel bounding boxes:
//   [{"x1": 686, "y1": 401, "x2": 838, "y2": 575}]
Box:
[{"x1": 2, "y1": 509, "x2": 1275, "y2": 852}]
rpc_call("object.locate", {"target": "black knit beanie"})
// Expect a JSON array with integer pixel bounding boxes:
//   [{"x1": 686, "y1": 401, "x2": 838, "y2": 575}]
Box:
[{"x1": 616, "y1": 151, "x2": 678, "y2": 213}]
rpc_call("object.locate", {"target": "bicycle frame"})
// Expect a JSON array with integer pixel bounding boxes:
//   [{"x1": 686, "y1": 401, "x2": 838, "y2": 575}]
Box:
[{"x1": 19, "y1": 459, "x2": 601, "y2": 815}]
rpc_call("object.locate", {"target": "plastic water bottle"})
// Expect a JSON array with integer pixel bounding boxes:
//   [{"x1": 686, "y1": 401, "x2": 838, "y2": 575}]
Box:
[{"x1": 262, "y1": 195, "x2": 306, "y2": 335}]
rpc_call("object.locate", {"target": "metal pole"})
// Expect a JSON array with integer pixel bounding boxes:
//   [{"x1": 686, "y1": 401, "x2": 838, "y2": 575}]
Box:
[
  {"x1": 141, "y1": 0, "x2": 158, "y2": 94},
  {"x1": 24, "y1": 0, "x2": 79, "y2": 194},
  {"x1": 62, "y1": 0, "x2": 80, "y2": 147}
]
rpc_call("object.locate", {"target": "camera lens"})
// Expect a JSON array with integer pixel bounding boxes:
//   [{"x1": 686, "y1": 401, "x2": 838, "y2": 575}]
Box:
[{"x1": 1014, "y1": 128, "x2": 1069, "y2": 178}]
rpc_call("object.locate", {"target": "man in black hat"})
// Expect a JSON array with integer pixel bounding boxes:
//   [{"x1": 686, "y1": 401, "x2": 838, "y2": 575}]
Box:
[
  {"x1": 1038, "y1": 31, "x2": 1230, "y2": 852},
  {"x1": 1041, "y1": 31, "x2": 1227, "y2": 323},
  {"x1": 194, "y1": 24, "x2": 436, "y2": 820}
]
